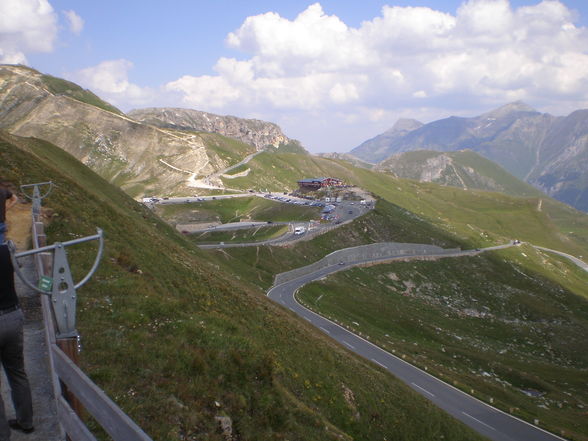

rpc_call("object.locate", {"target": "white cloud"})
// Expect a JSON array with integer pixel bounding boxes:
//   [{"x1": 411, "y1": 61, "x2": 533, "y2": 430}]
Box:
[
  {"x1": 0, "y1": 0, "x2": 58, "y2": 64},
  {"x1": 0, "y1": 49, "x2": 27, "y2": 65},
  {"x1": 68, "y1": 59, "x2": 155, "y2": 107},
  {"x1": 63, "y1": 10, "x2": 84, "y2": 35},
  {"x1": 166, "y1": 74, "x2": 241, "y2": 108},
  {"x1": 164, "y1": 1, "x2": 588, "y2": 151}
]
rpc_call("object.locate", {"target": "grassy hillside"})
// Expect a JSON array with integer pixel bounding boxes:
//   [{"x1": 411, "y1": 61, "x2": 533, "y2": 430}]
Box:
[
  {"x1": 297, "y1": 250, "x2": 588, "y2": 440},
  {"x1": 155, "y1": 197, "x2": 321, "y2": 226},
  {"x1": 220, "y1": 152, "x2": 355, "y2": 192},
  {"x1": 41, "y1": 74, "x2": 123, "y2": 115},
  {"x1": 216, "y1": 198, "x2": 465, "y2": 290},
  {"x1": 205, "y1": 186, "x2": 587, "y2": 439},
  {"x1": 0, "y1": 131, "x2": 486, "y2": 440},
  {"x1": 198, "y1": 132, "x2": 257, "y2": 166},
  {"x1": 188, "y1": 225, "x2": 288, "y2": 244},
  {"x1": 377, "y1": 150, "x2": 545, "y2": 198},
  {"x1": 224, "y1": 151, "x2": 588, "y2": 258}
]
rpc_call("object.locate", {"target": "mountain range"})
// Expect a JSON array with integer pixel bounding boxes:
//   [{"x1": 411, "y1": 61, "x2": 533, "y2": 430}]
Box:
[
  {"x1": 351, "y1": 102, "x2": 588, "y2": 211},
  {"x1": 2, "y1": 64, "x2": 588, "y2": 440},
  {"x1": 1, "y1": 63, "x2": 586, "y2": 213},
  {"x1": 0, "y1": 64, "x2": 297, "y2": 197}
]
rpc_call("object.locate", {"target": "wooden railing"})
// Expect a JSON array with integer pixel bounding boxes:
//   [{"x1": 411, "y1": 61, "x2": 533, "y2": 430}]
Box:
[{"x1": 27, "y1": 211, "x2": 153, "y2": 440}]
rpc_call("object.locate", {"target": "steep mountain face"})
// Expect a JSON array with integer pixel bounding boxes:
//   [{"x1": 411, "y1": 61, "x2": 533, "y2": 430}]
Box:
[
  {"x1": 527, "y1": 110, "x2": 588, "y2": 211},
  {"x1": 350, "y1": 102, "x2": 588, "y2": 211},
  {"x1": 376, "y1": 150, "x2": 543, "y2": 197},
  {"x1": 352, "y1": 118, "x2": 423, "y2": 161},
  {"x1": 0, "y1": 65, "x2": 226, "y2": 196},
  {"x1": 128, "y1": 107, "x2": 294, "y2": 151},
  {"x1": 0, "y1": 65, "x2": 297, "y2": 197}
]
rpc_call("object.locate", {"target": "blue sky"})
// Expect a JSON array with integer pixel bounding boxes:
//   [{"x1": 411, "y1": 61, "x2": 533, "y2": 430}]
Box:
[{"x1": 2, "y1": 0, "x2": 588, "y2": 152}]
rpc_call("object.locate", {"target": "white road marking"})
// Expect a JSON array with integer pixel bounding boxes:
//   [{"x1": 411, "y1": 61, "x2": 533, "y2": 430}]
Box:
[
  {"x1": 411, "y1": 382, "x2": 435, "y2": 397},
  {"x1": 462, "y1": 412, "x2": 496, "y2": 431},
  {"x1": 319, "y1": 326, "x2": 330, "y2": 334},
  {"x1": 371, "y1": 358, "x2": 388, "y2": 370},
  {"x1": 343, "y1": 341, "x2": 355, "y2": 349},
  {"x1": 304, "y1": 316, "x2": 312, "y2": 322}
]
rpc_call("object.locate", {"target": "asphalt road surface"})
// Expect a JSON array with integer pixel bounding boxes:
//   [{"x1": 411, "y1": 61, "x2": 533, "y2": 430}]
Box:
[
  {"x1": 532, "y1": 245, "x2": 588, "y2": 273},
  {"x1": 267, "y1": 247, "x2": 566, "y2": 441}
]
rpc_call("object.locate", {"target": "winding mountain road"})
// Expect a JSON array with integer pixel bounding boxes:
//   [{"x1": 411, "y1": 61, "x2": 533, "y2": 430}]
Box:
[
  {"x1": 533, "y1": 245, "x2": 588, "y2": 272},
  {"x1": 267, "y1": 244, "x2": 567, "y2": 441}
]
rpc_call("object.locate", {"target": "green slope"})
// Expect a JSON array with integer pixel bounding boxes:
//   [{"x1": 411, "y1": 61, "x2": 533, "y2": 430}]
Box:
[
  {"x1": 41, "y1": 74, "x2": 123, "y2": 115},
  {"x1": 155, "y1": 196, "x2": 320, "y2": 226},
  {"x1": 297, "y1": 250, "x2": 588, "y2": 440},
  {"x1": 198, "y1": 132, "x2": 257, "y2": 166},
  {"x1": 219, "y1": 198, "x2": 465, "y2": 290},
  {"x1": 220, "y1": 150, "x2": 588, "y2": 258},
  {"x1": 208, "y1": 149, "x2": 588, "y2": 439},
  {"x1": 1, "y1": 131, "x2": 486, "y2": 440},
  {"x1": 377, "y1": 149, "x2": 545, "y2": 198},
  {"x1": 210, "y1": 184, "x2": 587, "y2": 440}
]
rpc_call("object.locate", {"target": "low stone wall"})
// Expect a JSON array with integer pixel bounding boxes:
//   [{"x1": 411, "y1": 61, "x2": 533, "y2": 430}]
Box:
[{"x1": 274, "y1": 242, "x2": 461, "y2": 285}]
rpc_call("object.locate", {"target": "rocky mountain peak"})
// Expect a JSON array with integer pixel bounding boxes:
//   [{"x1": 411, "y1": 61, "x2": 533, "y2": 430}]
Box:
[
  {"x1": 128, "y1": 107, "x2": 294, "y2": 151},
  {"x1": 482, "y1": 101, "x2": 537, "y2": 119},
  {"x1": 390, "y1": 118, "x2": 423, "y2": 133}
]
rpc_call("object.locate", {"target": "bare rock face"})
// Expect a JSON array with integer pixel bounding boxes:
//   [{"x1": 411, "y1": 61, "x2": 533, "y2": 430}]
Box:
[
  {"x1": 128, "y1": 107, "x2": 291, "y2": 151},
  {"x1": 0, "y1": 65, "x2": 248, "y2": 197}
]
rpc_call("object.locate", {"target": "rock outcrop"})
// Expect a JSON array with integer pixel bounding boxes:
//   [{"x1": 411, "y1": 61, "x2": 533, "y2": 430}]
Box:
[{"x1": 128, "y1": 107, "x2": 292, "y2": 151}]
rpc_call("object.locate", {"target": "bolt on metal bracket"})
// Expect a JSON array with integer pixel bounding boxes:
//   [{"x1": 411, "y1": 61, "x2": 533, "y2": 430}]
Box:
[{"x1": 9, "y1": 229, "x2": 104, "y2": 339}]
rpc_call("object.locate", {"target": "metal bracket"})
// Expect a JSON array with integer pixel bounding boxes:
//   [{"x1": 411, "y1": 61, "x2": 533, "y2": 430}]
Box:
[
  {"x1": 9, "y1": 229, "x2": 104, "y2": 339},
  {"x1": 20, "y1": 181, "x2": 53, "y2": 220}
]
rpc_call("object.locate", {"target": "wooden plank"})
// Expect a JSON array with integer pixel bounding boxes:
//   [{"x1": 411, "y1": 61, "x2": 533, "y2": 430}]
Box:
[
  {"x1": 57, "y1": 396, "x2": 97, "y2": 441},
  {"x1": 52, "y1": 345, "x2": 153, "y2": 441},
  {"x1": 57, "y1": 337, "x2": 83, "y2": 417}
]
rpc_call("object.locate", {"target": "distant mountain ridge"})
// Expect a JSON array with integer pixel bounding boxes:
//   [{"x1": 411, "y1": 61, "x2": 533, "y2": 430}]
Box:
[
  {"x1": 376, "y1": 150, "x2": 544, "y2": 198},
  {"x1": 350, "y1": 102, "x2": 588, "y2": 211},
  {"x1": 0, "y1": 64, "x2": 301, "y2": 197},
  {"x1": 352, "y1": 118, "x2": 423, "y2": 161},
  {"x1": 128, "y1": 107, "x2": 298, "y2": 151}
]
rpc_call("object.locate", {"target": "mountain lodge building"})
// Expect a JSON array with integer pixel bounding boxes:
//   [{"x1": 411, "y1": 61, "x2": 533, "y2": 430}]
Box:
[{"x1": 297, "y1": 177, "x2": 344, "y2": 190}]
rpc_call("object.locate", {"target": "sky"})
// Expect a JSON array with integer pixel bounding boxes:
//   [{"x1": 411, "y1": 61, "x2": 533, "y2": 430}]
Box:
[{"x1": 1, "y1": 0, "x2": 588, "y2": 153}]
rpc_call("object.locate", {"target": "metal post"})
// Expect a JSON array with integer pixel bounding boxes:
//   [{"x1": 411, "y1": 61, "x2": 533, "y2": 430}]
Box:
[
  {"x1": 9, "y1": 229, "x2": 104, "y2": 423},
  {"x1": 20, "y1": 182, "x2": 53, "y2": 222}
]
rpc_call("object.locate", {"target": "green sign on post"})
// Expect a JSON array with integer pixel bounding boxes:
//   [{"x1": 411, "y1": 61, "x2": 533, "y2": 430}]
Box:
[{"x1": 38, "y1": 275, "x2": 53, "y2": 292}]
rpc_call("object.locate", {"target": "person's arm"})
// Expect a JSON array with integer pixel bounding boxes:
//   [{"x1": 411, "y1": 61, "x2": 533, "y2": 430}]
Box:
[{"x1": 6, "y1": 194, "x2": 17, "y2": 210}]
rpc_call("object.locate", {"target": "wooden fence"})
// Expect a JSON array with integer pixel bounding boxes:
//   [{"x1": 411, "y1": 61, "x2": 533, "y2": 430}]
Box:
[{"x1": 29, "y1": 216, "x2": 153, "y2": 440}]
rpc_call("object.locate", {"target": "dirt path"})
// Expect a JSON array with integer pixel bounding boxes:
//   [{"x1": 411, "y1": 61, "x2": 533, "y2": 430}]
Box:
[{"x1": 5, "y1": 202, "x2": 32, "y2": 249}]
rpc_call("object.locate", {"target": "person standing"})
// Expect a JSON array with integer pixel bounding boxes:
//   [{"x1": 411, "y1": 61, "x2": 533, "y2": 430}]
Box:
[
  {"x1": 0, "y1": 245, "x2": 34, "y2": 440},
  {"x1": 0, "y1": 184, "x2": 18, "y2": 245}
]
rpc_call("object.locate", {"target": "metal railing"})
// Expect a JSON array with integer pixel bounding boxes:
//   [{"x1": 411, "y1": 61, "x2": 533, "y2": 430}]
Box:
[{"x1": 10, "y1": 182, "x2": 153, "y2": 441}]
